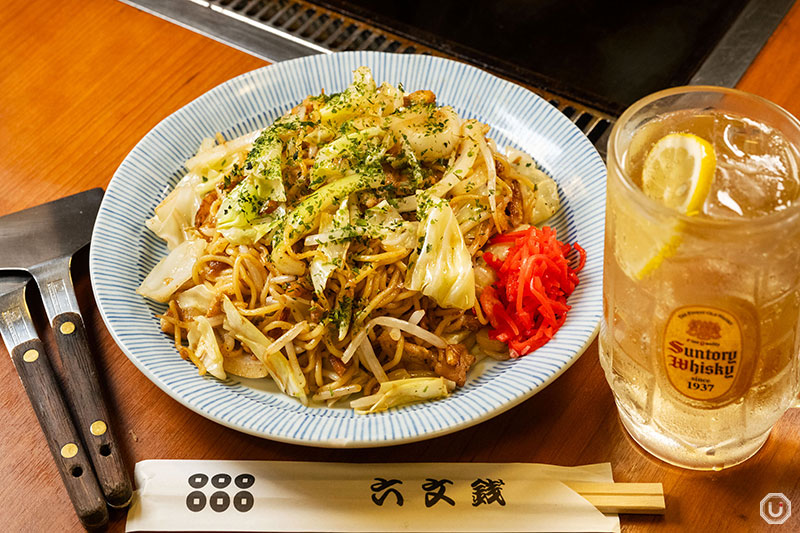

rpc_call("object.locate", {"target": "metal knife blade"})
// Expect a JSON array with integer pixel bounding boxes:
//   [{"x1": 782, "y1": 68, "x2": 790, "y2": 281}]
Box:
[
  {"x1": 0, "y1": 188, "x2": 103, "y2": 273},
  {"x1": 0, "y1": 274, "x2": 37, "y2": 346}
]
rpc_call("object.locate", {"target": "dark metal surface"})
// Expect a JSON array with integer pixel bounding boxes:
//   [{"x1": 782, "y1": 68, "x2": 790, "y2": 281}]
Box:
[
  {"x1": 0, "y1": 188, "x2": 103, "y2": 271},
  {"x1": 118, "y1": 0, "x2": 614, "y2": 155},
  {"x1": 689, "y1": 0, "x2": 795, "y2": 86},
  {"x1": 115, "y1": 0, "x2": 794, "y2": 161},
  {"x1": 116, "y1": 0, "x2": 792, "y2": 163}
]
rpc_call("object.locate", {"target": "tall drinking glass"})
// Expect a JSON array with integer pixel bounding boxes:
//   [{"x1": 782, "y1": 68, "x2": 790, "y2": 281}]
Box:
[{"x1": 601, "y1": 87, "x2": 800, "y2": 470}]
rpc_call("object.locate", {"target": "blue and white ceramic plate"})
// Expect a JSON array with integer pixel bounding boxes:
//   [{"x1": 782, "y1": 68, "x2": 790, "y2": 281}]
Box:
[{"x1": 90, "y1": 52, "x2": 605, "y2": 448}]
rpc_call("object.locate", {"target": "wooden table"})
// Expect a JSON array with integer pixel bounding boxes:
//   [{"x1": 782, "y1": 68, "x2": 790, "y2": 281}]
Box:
[{"x1": 2, "y1": 1, "x2": 800, "y2": 531}]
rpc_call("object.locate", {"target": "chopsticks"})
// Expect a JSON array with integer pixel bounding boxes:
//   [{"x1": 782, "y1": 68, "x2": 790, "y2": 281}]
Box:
[{"x1": 565, "y1": 482, "x2": 665, "y2": 514}]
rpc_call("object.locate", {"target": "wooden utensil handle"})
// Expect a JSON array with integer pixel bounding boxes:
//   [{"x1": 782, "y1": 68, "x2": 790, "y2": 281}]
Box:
[
  {"x1": 11, "y1": 338, "x2": 108, "y2": 528},
  {"x1": 53, "y1": 312, "x2": 133, "y2": 508}
]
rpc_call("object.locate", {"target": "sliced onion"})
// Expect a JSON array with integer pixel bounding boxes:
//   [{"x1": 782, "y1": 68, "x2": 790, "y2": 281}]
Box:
[
  {"x1": 428, "y1": 123, "x2": 480, "y2": 198},
  {"x1": 349, "y1": 391, "x2": 381, "y2": 409},
  {"x1": 476, "y1": 327, "x2": 510, "y2": 360},
  {"x1": 459, "y1": 210, "x2": 491, "y2": 236}
]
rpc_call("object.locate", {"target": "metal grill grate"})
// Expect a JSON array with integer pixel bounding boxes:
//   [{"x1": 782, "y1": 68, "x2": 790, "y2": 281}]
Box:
[
  {"x1": 210, "y1": 0, "x2": 424, "y2": 53},
  {"x1": 123, "y1": 0, "x2": 614, "y2": 154}
]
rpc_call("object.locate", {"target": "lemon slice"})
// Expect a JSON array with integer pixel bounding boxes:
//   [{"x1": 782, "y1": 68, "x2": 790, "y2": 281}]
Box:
[
  {"x1": 641, "y1": 133, "x2": 716, "y2": 216},
  {"x1": 614, "y1": 133, "x2": 716, "y2": 280}
]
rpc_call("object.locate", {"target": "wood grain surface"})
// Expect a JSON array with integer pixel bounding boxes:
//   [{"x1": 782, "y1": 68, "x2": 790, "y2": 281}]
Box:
[{"x1": 2, "y1": 1, "x2": 800, "y2": 531}]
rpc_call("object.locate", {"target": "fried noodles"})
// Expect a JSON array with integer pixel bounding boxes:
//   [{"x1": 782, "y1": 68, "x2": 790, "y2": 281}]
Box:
[{"x1": 138, "y1": 67, "x2": 561, "y2": 413}]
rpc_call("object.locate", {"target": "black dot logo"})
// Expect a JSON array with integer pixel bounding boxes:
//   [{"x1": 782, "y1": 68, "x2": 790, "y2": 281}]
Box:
[
  {"x1": 187, "y1": 472, "x2": 254, "y2": 513},
  {"x1": 189, "y1": 473, "x2": 208, "y2": 488},
  {"x1": 209, "y1": 491, "x2": 230, "y2": 512},
  {"x1": 186, "y1": 491, "x2": 206, "y2": 512},
  {"x1": 233, "y1": 491, "x2": 254, "y2": 512},
  {"x1": 212, "y1": 473, "x2": 232, "y2": 489},
  {"x1": 235, "y1": 473, "x2": 255, "y2": 489}
]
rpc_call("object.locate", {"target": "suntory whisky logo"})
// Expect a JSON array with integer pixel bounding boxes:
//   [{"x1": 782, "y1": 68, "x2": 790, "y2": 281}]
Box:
[
  {"x1": 663, "y1": 306, "x2": 742, "y2": 401},
  {"x1": 686, "y1": 319, "x2": 721, "y2": 340}
]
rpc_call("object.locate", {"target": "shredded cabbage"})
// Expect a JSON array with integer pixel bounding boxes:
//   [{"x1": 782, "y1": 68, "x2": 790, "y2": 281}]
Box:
[
  {"x1": 271, "y1": 174, "x2": 369, "y2": 275},
  {"x1": 145, "y1": 172, "x2": 204, "y2": 250},
  {"x1": 386, "y1": 105, "x2": 460, "y2": 163},
  {"x1": 137, "y1": 239, "x2": 206, "y2": 303},
  {"x1": 310, "y1": 127, "x2": 384, "y2": 189},
  {"x1": 303, "y1": 200, "x2": 417, "y2": 250},
  {"x1": 309, "y1": 198, "x2": 350, "y2": 294},
  {"x1": 427, "y1": 120, "x2": 481, "y2": 198},
  {"x1": 363, "y1": 200, "x2": 418, "y2": 250},
  {"x1": 216, "y1": 118, "x2": 300, "y2": 242},
  {"x1": 147, "y1": 131, "x2": 258, "y2": 248},
  {"x1": 319, "y1": 66, "x2": 377, "y2": 126},
  {"x1": 350, "y1": 377, "x2": 451, "y2": 414},
  {"x1": 185, "y1": 130, "x2": 259, "y2": 172},
  {"x1": 186, "y1": 316, "x2": 226, "y2": 380},
  {"x1": 407, "y1": 195, "x2": 476, "y2": 310},
  {"x1": 218, "y1": 208, "x2": 284, "y2": 246},
  {"x1": 507, "y1": 148, "x2": 561, "y2": 225},
  {"x1": 176, "y1": 284, "x2": 216, "y2": 318},
  {"x1": 220, "y1": 296, "x2": 308, "y2": 404}
]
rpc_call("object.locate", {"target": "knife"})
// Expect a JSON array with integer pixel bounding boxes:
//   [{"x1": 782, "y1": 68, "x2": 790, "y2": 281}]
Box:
[
  {"x1": 0, "y1": 189, "x2": 132, "y2": 509},
  {"x1": 0, "y1": 274, "x2": 108, "y2": 528}
]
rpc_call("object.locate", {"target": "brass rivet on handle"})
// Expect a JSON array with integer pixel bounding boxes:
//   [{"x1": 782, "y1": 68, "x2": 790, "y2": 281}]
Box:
[
  {"x1": 22, "y1": 349, "x2": 39, "y2": 362},
  {"x1": 61, "y1": 443, "x2": 78, "y2": 459},
  {"x1": 60, "y1": 321, "x2": 75, "y2": 335},
  {"x1": 90, "y1": 420, "x2": 107, "y2": 436}
]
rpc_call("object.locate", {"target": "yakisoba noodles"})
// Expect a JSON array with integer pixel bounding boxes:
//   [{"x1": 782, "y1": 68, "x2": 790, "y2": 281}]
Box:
[{"x1": 138, "y1": 67, "x2": 564, "y2": 413}]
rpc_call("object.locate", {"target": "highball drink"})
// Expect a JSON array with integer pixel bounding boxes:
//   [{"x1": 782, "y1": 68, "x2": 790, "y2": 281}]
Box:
[{"x1": 601, "y1": 87, "x2": 800, "y2": 470}]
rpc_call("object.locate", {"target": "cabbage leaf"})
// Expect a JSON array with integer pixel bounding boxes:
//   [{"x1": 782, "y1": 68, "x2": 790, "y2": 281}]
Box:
[
  {"x1": 176, "y1": 284, "x2": 216, "y2": 318},
  {"x1": 319, "y1": 66, "x2": 377, "y2": 126},
  {"x1": 350, "y1": 377, "x2": 450, "y2": 414},
  {"x1": 309, "y1": 127, "x2": 384, "y2": 189},
  {"x1": 363, "y1": 200, "x2": 418, "y2": 249},
  {"x1": 186, "y1": 316, "x2": 226, "y2": 380},
  {"x1": 216, "y1": 117, "x2": 300, "y2": 242},
  {"x1": 220, "y1": 296, "x2": 308, "y2": 404},
  {"x1": 407, "y1": 195, "x2": 476, "y2": 310},
  {"x1": 145, "y1": 172, "x2": 204, "y2": 250},
  {"x1": 309, "y1": 198, "x2": 350, "y2": 295},
  {"x1": 507, "y1": 148, "x2": 561, "y2": 225},
  {"x1": 271, "y1": 174, "x2": 369, "y2": 275},
  {"x1": 137, "y1": 239, "x2": 207, "y2": 303}
]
